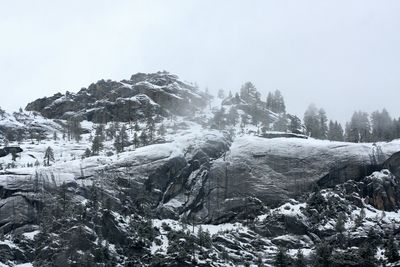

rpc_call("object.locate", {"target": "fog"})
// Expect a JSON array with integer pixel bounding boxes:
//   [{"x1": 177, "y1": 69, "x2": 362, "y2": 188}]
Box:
[{"x1": 1, "y1": 0, "x2": 400, "y2": 123}]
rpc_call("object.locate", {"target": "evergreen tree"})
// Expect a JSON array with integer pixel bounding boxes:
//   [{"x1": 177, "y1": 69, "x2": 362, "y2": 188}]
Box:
[
  {"x1": 328, "y1": 120, "x2": 344, "y2": 141},
  {"x1": 95, "y1": 124, "x2": 106, "y2": 142},
  {"x1": 289, "y1": 115, "x2": 302, "y2": 133},
  {"x1": 119, "y1": 125, "x2": 129, "y2": 148},
  {"x1": 346, "y1": 111, "x2": 371, "y2": 142},
  {"x1": 197, "y1": 226, "x2": 212, "y2": 248},
  {"x1": 304, "y1": 103, "x2": 321, "y2": 138},
  {"x1": 241, "y1": 114, "x2": 249, "y2": 128},
  {"x1": 213, "y1": 107, "x2": 226, "y2": 130},
  {"x1": 53, "y1": 131, "x2": 58, "y2": 141},
  {"x1": 313, "y1": 242, "x2": 332, "y2": 267},
  {"x1": 385, "y1": 233, "x2": 400, "y2": 263},
  {"x1": 66, "y1": 118, "x2": 83, "y2": 142},
  {"x1": 294, "y1": 249, "x2": 306, "y2": 267},
  {"x1": 132, "y1": 132, "x2": 139, "y2": 148},
  {"x1": 147, "y1": 120, "x2": 155, "y2": 142},
  {"x1": 274, "y1": 247, "x2": 290, "y2": 267},
  {"x1": 358, "y1": 242, "x2": 377, "y2": 267},
  {"x1": 273, "y1": 115, "x2": 288, "y2": 132},
  {"x1": 91, "y1": 135, "x2": 104, "y2": 155},
  {"x1": 266, "y1": 92, "x2": 274, "y2": 111},
  {"x1": 44, "y1": 146, "x2": 55, "y2": 166},
  {"x1": 134, "y1": 121, "x2": 140, "y2": 132},
  {"x1": 106, "y1": 123, "x2": 117, "y2": 140},
  {"x1": 273, "y1": 90, "x2": 286, "y2": 114},
  {"x1": 83, "y1": 148, "x2": 92, "y2": 158},
  {"x1": 335, "y1": 213, "x2": 346, "y2": 233},
  {"x1": 140, "y1": 130, "x2": 148, "y2": 146},
  {"x1": 227, "y1": 107, "x2": 239, "y2": 126},
  {"x1": 318, "y1": 108, "x2": 328, "y2": 139},
  {"x1": 240, "y1": 82, "x2": 260, "y2": 103},
  {"x1": 114, "y1": 134, "x2": 123, "y2": 153},
  {"x1": 393, "y1": 118, "x2": 400, "y2": 139},
  {"x1": 371, "y1": 108, "x2": 393, "y2": 141}
]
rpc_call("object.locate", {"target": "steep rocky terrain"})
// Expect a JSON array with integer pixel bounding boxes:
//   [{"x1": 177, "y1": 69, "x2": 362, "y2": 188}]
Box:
[
  {"x1": 25, "y1": 71, "x2": 209, "y2": 123},
  {"x1": 1, "y1": 72, "x2": 400, "y2": 266}
]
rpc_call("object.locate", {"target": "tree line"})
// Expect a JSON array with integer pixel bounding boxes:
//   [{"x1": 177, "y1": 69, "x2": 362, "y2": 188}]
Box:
[
  {"x1": 214, "y1": 83, "x2": 400, "y2": 143},
  {"x1": 304, "y1": 104, "x2": 400, "y2": 142}
]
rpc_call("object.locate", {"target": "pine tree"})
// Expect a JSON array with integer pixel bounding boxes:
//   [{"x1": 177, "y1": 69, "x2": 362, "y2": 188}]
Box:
[
  {"x1": 346, "y1": 111, "x2": 371, "y2": 142},
  {"x1": 273, "y1": 115, "x2": 288, "y2": 132},
  {"x1": 197, "y1": 226, "x2": 212, "y2": 248},
  {"x1": 213, "y1": 108, "x2": 226, "y2": 130},
  {"x1": 241, "y1": 114, "x2": 248, "y2": 128},
  {"x1": 273, "y1": 90, "x2": 286, "y2": 114},
  {"x1": 358, "y1": 242, "x2": 377, "y2": 267},
  {"x1": 240, "y1": 82, "x2": 260, "y2": 103},
  {"x1": 147, "y1": 120, "x2": 155, "y2": 142},
  {"x1": 274, "y1": 247, "x2": 290, "y2": 267},
  {"x1": 83, "y1": 148, "x2": 92, "y2": 158},
  {"x1": 335, "y1": 213, "x2": 346, "y2": 233},
  {"x1": 314, "y1": 242, "x2": 332, "y2": 267},
  {"x1": 119, "y1": 125, "x2": 129, "y2": 148},
  {"x1": 304, "y1": 103, "x2": 321, "y2": 138},
  {"x1": 294, "y1": 249, "x2": 306, "y2": 267},
  {"x1": 371, "y1": 108, "x2": 393, "y2": 141},
  {"x1": 114, "y1": 134, "x2": 122, "y2": 153},
  {"x1": 266, "y1": 92, "x2": 274, "y2": 111},
  {"x1": 140, "y1": 130, "x2": 148, "y2": 146},
  {"x1": 114, "y1": 126, "x2": 129, "y2": 153},
  {"x1": 289, "y1": 115, "x2": 302, "y2": 133},
  {"x1": 328, "y1": 120, "x2": 344, "y2": 141},
  {"x1": 134, "y1": 121, "x2": 140, "y2": 132},
  {"x1": 66, "y1": 118, "x2": 83, "y2": 142},
  {"x1": 95, "y1": 124, "x2": 106, "y2": 142},
  {"x1": 91, "y1": 135, "x2": 104, "y2": 155},
  {"x1": 318, "y1": 108, "x2": 328, "y2": 139},
  {"x1": 44, "y1": 146, "x2": 55, "y2": 166},
  {"x1": 227, "y1": 107, "x2": 239, "y2": 126},
  {"x1": 132, "y1": 132, "x2": 139, "y2": 148},
  {"x1": 385, "y1": 233, "x2": 400, "y2": 263},
  {"x1": 106, "y1": 123, "x2": 117, "y2": 140}
]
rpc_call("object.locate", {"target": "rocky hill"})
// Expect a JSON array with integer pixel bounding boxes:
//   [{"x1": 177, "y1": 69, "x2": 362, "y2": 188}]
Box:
[
  {"x1": 1, "y1": 72, "x2": 400, "y2": 266},
  {"x1": 25, "y1": 71, "x2": 209, "y2": 123}
]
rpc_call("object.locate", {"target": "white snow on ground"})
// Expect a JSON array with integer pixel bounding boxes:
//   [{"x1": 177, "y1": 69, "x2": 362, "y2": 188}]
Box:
[
  {"x1": 0, "y1": 112, "x2": 226, "y2": 187},
  {"x1": 258, "y1": 200, "x2": 307, "y2": 221},
  {"x1": 22, "y1": 230, "x2": 40, "y2": 241},
  {"x1": 150, "y1": 219, "x2": 249, "y2": 255},
  {"x1": 231, "y1": 134, "x2": 400, "y2": 163}
]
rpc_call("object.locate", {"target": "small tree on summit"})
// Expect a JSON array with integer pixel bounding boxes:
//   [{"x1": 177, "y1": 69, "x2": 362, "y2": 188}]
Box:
[
  {"x1": 44, "y1": 146, "x2": 55, "y2": 166},
  {"x1": 91, "y1": 135, "x2": 104, "y2": 155}
]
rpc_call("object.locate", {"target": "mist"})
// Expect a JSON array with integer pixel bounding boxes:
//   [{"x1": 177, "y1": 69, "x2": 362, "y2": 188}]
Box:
[{"x1": 1, "y1": 0, "x2": 400, "y2": 123}]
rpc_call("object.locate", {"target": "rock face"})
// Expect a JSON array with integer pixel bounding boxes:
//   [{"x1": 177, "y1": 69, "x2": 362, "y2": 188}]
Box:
[
  {"x1": 156, "y1": 135, "x2": 400, "y2": 223},
  {"x1": 25, "y1": 71, "x2": 209, "y2": 123}
]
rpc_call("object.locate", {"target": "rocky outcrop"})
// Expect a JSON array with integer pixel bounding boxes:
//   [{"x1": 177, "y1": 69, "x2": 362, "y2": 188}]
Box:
[
  {"x1": 155, "y1": 136, "x2": 400, "y2": 223},
  {"x1": 25, "y1": 71, "x2": 209, "y2": 123},
  {"x1": 0, "y1": 147, "x2": 23, "y2": 158}
]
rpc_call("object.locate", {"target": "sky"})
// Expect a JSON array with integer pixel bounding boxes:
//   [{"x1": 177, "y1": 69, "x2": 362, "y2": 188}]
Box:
[{"x1": 1, "y1": 0, "x2": 400, "y2": 123}]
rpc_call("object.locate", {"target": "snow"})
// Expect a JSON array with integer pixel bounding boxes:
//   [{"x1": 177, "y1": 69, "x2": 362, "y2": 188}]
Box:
[
  {"x1": 22, "y1": 230, "x2": 40, "y2": 240},
  {"x1": 151, "y1": 218, "x2": 249, "y2": 255},
  {"x1": 0, "y1": 240, "x2": 18, "y2": 249}
]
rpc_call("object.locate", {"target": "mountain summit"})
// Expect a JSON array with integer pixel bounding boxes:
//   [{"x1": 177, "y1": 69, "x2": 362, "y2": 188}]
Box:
[{"x1": 26, "y1": 71, "x2": 209, "y2": 123}]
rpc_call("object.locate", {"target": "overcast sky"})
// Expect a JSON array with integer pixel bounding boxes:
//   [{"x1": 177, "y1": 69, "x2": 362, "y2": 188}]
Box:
[{"x1": 1, "y1": 1, "x2": 400, "y2": 123}]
